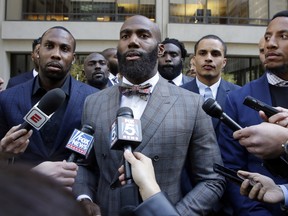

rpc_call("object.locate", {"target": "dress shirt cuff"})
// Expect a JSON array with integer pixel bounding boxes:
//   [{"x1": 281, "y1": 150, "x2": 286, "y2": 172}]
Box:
[
  {"x1": 279, "y1": 185, "x2": 288, "y2": 206},
  {"x1": 76, "y1": 194, "x2": 92, "y2": 202}
]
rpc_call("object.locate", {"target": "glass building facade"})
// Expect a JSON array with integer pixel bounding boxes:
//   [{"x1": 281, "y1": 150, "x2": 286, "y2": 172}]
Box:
[{"x1": 3, "y1": 0, "x2": 288, "y2": 86}]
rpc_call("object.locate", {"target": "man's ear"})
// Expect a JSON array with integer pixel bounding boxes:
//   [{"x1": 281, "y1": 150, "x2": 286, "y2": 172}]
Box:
[{"x1": 158, "y1": 43, "x2": 165, "y2": 57}]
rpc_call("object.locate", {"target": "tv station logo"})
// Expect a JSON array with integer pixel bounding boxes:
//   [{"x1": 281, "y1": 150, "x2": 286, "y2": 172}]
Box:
[
  {"x1": 66, "y1": 129, "x2": 94, "y2": 157},
  {"x1": 23, "y1": 106, "x2": 50, "y2": 130},
  {"x1": 110, "y1": 117, "x2": 142, "y2": 148},
  {"x1": 120, "y1": 118, "x2": 141, "y2": 141}
]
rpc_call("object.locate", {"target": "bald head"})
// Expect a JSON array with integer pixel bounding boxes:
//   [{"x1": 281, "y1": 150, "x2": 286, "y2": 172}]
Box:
[
  {"x1": 120, "y1": 15, "x2": 161, "y2": 43},
  {"x1": 117, "y1": 15, "x2": 164, "y2": 84}
]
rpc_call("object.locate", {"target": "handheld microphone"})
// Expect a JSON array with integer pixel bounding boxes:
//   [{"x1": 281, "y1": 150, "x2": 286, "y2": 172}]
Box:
[
  {"x1": 110, "y1": 107, "x2": 142, "y2": 182},
  {"x1": 110, "y1": 107, "x2": 142, "y2": 216},
  {"x1": 203, "y1": 98, "x2": 288, "y2": 178},
  {"x1": 19, "y1": 88, "x2": 66, "y2": 131},
  {"x1": 202, "y1": 98, "x2": 242, "y2": 131},
  {"x1": 65, "y1": 124, "x2": 94, "y2": 163}
]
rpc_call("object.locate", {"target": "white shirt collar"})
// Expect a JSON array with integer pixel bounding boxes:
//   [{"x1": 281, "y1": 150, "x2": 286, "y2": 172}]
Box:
[
  {"x1": 196, "y1": 77, "x2": 221, "y2": 99},
  {"x1": 33, "y1": 69, "x2": 38, "y2": 77},
  {"x1": 171, "y1": 73, "x2": 183, "y2": 86}
]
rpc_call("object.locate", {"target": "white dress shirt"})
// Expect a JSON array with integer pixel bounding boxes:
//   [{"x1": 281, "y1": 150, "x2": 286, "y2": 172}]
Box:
[
  {"x1": 196, "y1": 77, "x2": 221, "y2": 99},
  {"x1": 120, "y1": 73, "x2": 159, "y2": 119}
]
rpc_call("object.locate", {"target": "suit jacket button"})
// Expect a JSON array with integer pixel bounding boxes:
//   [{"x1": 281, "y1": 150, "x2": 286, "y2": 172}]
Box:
[{"x1": 153, "y1": 155, "x2": 159, "y2": 161}]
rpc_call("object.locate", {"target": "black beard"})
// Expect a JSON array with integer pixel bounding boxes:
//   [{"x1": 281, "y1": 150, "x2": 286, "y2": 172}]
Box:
[
  {"x1": 158, "y1": 61, "x2": 182, "y2": 80},
  {"x1": 88, "y1": 77, "x2": 109, "y2": 89},
  {"x1": 117, "y1": 46, "x2": 158, "y2": 83},
  {"x1": 267, "y1": 64, "x2": 288, "y2": 77}
]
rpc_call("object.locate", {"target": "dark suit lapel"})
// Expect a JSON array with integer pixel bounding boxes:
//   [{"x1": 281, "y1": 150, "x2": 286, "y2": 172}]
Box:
[
  {"x1": 190, "y1": 79, "x2": 200, "y2": 94},
  {"x1": 137, "y1": 77, "x2": 178, "y2": 151},
  {"x1": 21, "y1": 79, "x2": 49, "y2": 157}
]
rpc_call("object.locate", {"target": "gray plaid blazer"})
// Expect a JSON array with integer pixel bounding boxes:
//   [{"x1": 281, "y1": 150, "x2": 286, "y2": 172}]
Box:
[{"x1": 73, "y1": 77, "x2": 225, "y2": 216}]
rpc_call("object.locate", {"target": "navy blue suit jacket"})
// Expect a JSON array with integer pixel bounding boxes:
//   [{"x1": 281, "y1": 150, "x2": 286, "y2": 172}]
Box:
[
  {"x1": 182, "y1": 74, "x2": 193, "y2": 85},
  {"x1": 6, "y1": 71, "x2": 34, "y2": 89},
  {"x1": 0, "y1": 76, "x2": 98, "y2": 165},
  {"x1": 218, "y1": 73, "x2": 287, "y2": 215},
  {"x1": 182, "y1": 78, "x2": 240, "y2": 139}
]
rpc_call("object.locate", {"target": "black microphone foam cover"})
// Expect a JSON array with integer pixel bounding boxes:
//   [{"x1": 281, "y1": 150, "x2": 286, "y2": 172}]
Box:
[
  {"x1": 202, "y1": 98, "x2": 223, "y2": 119},
  {"x1": 117, "y1": 107, "x2": 134, "y2": 118},
  {"x1": 37, "y1": 88, "x2": 66, "y2": 115}
]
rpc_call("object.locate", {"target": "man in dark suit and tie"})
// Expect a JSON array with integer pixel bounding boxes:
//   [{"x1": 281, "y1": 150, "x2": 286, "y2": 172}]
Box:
[
  {"x1": 158, "y1": 37, "x2": 193, "y2": 86},
  {"x1": 6, "y1": 37, "x2": 41, "y2": 89},
  {"x1": 182, "y1": 34, "x2": 240, "y2": 138},
  {"x1": 73, "y1": 15, "x2": 225, "y2": 216},
  {"x1": 181, "y1": 34, "x2": 240, "y2": 216},
  {"x1": 0, "y1": 26, "x2": 97, "y2": 190}
]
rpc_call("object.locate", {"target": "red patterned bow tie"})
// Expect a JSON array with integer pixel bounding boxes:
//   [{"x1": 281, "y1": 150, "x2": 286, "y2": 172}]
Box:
[{"x1": 119, "y1": 83, "x2": 152, "y2": 101}]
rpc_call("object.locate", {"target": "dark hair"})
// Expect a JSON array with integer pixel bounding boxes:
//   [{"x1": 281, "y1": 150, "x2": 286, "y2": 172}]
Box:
[
  {"x1": 161, "y1": 38, "x2": 187, "y2": 59},
  {"x1": 41, "y1": 26, "x2": 76, "y2": 52},
  {"x1": 0, "y1": 163, "x2": 86, "y2": 216},
  {"x1": 194, "y1": 34, "x2": 227, "y2": 56},
  {"x1": 32, "y1": 37, "x2": 41, "y2": 51},
  {"x1": 272, "y1": 10, "x2": 288, "y2": 20}
]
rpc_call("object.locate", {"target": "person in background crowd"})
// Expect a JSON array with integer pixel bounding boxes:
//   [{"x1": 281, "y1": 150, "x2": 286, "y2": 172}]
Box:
[
  {"x1": 6, "y1": 37, "x2": 41, "y2": 88},
  {"x1": 83, "y1": 52, "x2": 111, "y2": 90},
  {"x1": 186, "y1": 55, "x2": 197, "y2": 78},
  {"x1": 102, "y1": 47, "x2": 119, "y2": 85},
  {"x1": 259, "y1": 36, "x2": 266, "y2": 65},
  {"x1": 158, "y1": 37, "x2": 193, "y2": 86},
  {"x1": 181, "y1": 34, "x2": 240, "y2": 215}
]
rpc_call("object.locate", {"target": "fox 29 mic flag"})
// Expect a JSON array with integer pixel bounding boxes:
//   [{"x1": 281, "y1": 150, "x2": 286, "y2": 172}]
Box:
[{"x1": 66, "y1": 128, "x2": 94, "y2": 158}]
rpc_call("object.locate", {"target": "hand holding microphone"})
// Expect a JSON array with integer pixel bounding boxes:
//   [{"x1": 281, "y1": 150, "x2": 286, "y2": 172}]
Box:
[
  {"x1": 202, "y1": 98, "x2": 288, "y2": 178},
  {"x1": 0, "y1": 125, "x2": 33, "y2": 160},
  {"x1": 110, "y1": 107, "x2": 142, "y2": 216},
  {"x1": 0, "y1": 88, "x2": 66, "y2": 160},
  {"x1": 19, "y1": 88, "x2": 66, "y2": 131},
  {"x1": 118, "y1": 150, "x2": 161, "y2": 201}
]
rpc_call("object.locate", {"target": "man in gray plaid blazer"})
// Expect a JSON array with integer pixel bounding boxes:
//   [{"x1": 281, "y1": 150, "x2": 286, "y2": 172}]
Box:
[{"x1": 73, "y1": 15, "x2": 225, "y2": 216}]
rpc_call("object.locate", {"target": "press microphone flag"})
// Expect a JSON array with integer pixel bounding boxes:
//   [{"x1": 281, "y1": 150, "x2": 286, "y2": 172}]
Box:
[
  {"x1": 20, "y1": 88, "x2": 66, "y2": 130},
  {"x1": 110, "y1": 107, "x2": 142, "y2": 216},
  {"x1": 110, "y1": 107, "x2": 142, "y2": 151},
  {"x1": 66, "y1": 124, "x2": 94, "y2": 162}
]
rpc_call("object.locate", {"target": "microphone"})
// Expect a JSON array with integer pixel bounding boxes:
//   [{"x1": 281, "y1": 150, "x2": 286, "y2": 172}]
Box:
[
  {"x1": 110, "y1": 107, "x2": 142, "y2": 216},
  {"x1": 110, "y1": 107, "x2": 142, "y2": 182},
  {"x1": 19, "y1": 88, "x2": 66, "y2": 131},
  {"x1": 202, "y1": 98, "x2": 242, "y2": 131},
  {"x1": 65, "y1": 124, "x2": 94, "y2": 163},
  {"x1": 203, "y1": 98, "x2": 288, "y2": 178}
]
